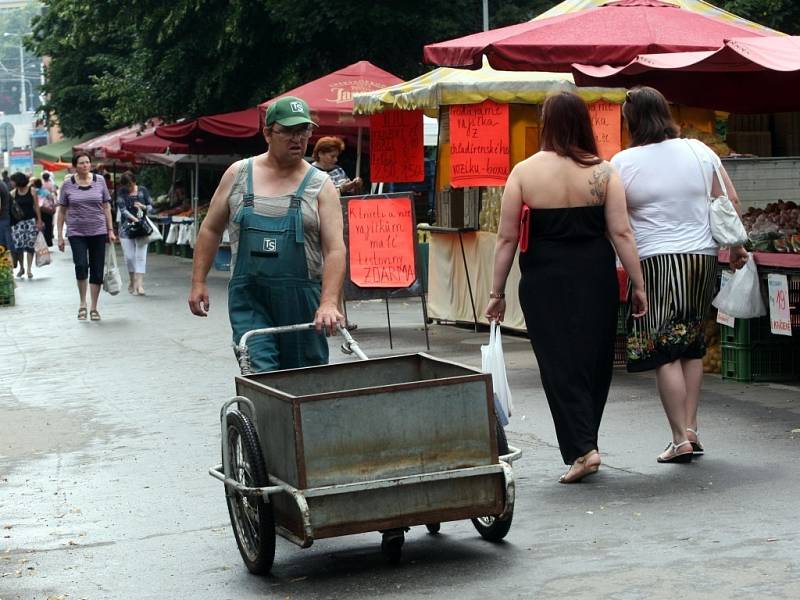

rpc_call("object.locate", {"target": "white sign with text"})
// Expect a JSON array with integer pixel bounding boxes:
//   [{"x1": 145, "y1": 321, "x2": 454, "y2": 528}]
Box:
[{"x1": 768, "y1": 273, "x2": 792, "y2": 336}]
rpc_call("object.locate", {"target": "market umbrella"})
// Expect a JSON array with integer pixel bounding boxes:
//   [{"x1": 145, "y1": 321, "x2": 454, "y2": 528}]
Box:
[
  {"x1": 352, "y1": 59, "x2": 625, "y2": 116},
  {"x1": 572, "y1": 36, "x2": 800, "y2": 112},
  {"x1": 33, "y1": 132, "x2": 99, "y2": 163},
  {"x1": 422, "y1": 0, "x2": 776, "y2": 72},
  {"x1": 74, "y1": 120, "x2": 162, "y2": 160},
  {"x1": 535, "y1": 0, "x2": 779, "y2": 35}
]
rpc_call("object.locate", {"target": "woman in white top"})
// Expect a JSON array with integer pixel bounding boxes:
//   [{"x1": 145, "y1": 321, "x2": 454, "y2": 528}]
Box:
[{"x1": 612, "y1": 86, "x2": 748, "y2": 464}]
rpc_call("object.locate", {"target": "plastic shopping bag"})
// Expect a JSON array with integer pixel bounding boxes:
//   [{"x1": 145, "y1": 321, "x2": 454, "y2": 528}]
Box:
[
  {"x1": 102, "y1": 243, "x2": 122, "y2": 295},
  {"x1": 145, "y1": 217, "x2": 163, "y2": 243},
  {"x1": 712, "y1": 254, "x2": 766, "y2": 318},
  {"x1": 165, "y1": 223, "x2": 179, "y2": 244},
  {"x1": 34, "y1": 232, "x2": 51, "y2": 267},
  {"x1": 481, "y1": 321, "x2": 513, "y2": 426}
]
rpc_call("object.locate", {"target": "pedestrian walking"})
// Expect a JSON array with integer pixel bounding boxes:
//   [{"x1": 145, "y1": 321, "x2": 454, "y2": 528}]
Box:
[
  {"x1": 32, "y1": 177, "x2": 56, "y2": 247},
  {"x1": 9, "y1": 172, "x2": 44, "y2": 279},
  {"x1": 612, "y1": 86, "x2": 749, "y2": 463},
  {"x1": 485, "y1": 91, "x2": 647, "y2": 484},
  {"x1": 0, "y1": 177, "x2": 12, "y2": 254},
  {"x1": 189, "y1": 96, "x2": 346, "y2": 372},
  {"x1": 57, "y1": 151, "x2": 117, "y2": 321},
  {"x1": 116, "y1": 171, "x2": 152, "y2": 295}
]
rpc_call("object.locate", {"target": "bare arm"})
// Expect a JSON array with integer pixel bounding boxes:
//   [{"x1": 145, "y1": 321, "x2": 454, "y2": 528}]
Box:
[
  {"x1": 56, "y1": 202, "x2": 67, "y2": 252},
  {"x1": 188, "y1": 161, "x2": 238, "y2": 316},
  {"x1": 315, "y1": 177, "x2": 346, "y2": 333},
  {"x1": 484, "y1": 167, "x2": 523, "y2": 322},
  {"x1": 103, "y1": 201, "x2": 116, "y2": 242},
  {"x1": 605, "y1": 170, "x2": 647, "y2": 318}
]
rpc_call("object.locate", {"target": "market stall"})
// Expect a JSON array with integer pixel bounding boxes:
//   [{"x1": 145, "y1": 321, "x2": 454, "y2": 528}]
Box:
[{"x1": 354, "y1": 62, "x2": 629, "y2": 331}]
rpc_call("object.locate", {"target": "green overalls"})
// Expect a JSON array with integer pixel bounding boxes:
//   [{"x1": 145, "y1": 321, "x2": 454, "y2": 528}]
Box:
[{"x1": 228, "y1": 159, "x2": 329, "y2": 372}]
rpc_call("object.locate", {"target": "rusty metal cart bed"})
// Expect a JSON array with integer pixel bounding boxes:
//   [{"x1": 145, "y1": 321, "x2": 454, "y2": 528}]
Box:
[{"x1": 209, "y1": 324, "x2": 521, "y2": 574}]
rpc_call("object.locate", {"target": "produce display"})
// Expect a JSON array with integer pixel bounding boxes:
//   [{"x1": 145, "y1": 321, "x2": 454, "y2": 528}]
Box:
[
  {"x1": 479, "y1": 186, "x2": 503, "y2": 233},
  {"x1": 741, "y1": 201, "x2": 800, "y2": 252},
  {"x1": 682, "y1": 126, "x2": 732, "y2": 157},
  {"x1": 702, "y1": 318, "x2": 721, "y2": 374}
]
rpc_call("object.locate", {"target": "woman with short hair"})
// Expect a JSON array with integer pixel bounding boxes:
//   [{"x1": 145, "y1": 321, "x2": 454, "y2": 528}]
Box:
[
  {"x1": 311, "y1": 136, "x2": 362, "y2": 195},
  {"x1": 612, "y1": 86, "x2": 749, "y2": 463},
  {"x1": 9, "y1": 171, "x2": 43, "y2": 279},
  {"x1": 57, "y1": 151, "x2": 116, "y2": 321},
  {"x1": 485, "y1": 92, "x2": 647, "y2": 483}
]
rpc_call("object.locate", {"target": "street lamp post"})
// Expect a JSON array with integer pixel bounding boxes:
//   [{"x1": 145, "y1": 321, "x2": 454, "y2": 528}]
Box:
[{"x1": 3, "y1": 33, "x2": 27, "y2": 113}]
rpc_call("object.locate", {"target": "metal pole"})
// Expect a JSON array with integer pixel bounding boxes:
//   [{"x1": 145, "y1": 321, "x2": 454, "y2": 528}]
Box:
[
  {"x1": 482, "y1": 0, "x2": 489, "y2": 31},
  {"x1": 355, "y1": 126, "x2": 363, "y2": 179},
  {"x1": 17, "y1": 38, "x2": 26, "y2": 113}
]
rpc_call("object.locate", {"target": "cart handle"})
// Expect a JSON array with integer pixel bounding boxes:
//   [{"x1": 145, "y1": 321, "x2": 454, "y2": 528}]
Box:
[{"x1": 237, "y1": 323, "x2": 368, "y2": 374}]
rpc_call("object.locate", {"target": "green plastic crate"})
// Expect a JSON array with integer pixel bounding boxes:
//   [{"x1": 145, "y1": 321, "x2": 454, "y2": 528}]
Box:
[
  {"x1": 721, "y1": 342, "x2": 799, "y2": 383},
  {"x1": 613, "y1": 334, "x2": 627, "y2": 368},
  {"x1": 719, "y1": 317, "x2": 792, "y2": 346},
  {"x1": 617, "y1": 303, "x2": 628, "y2": 335}
]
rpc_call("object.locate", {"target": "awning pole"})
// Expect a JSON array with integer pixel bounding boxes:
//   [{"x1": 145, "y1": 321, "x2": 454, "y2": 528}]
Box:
[{"x1": 355, "y1": 126, "x2": 363, "y2": 180}]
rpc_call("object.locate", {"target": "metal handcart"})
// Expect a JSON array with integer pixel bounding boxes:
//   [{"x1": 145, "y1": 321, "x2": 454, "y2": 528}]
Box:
[{"x1": 209, "y1": 323, "x2": 522, "y2": 573}]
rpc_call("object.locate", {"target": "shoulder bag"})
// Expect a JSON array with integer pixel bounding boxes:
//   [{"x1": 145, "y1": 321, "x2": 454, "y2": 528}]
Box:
[
  {"x1": 685, "y1": 139, "x2": 748, "y2": 247},
  {"x1": 9, "y1": 190, "x2": 25, "y2": 221}
]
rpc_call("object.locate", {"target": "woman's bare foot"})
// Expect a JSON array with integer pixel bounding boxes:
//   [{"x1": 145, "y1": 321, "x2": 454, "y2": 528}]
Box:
[{"x1": 559, "y1": 449, "x2": 601, "y2": 484}]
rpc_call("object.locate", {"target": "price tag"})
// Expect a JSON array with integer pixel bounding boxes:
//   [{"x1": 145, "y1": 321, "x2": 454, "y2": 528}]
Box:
[
  {"x1": 716, "y1": 270, "x2": 735, "y2": 327},
  {"x1": 768, "y1": 273, "x2": 792, "y2": 336}
]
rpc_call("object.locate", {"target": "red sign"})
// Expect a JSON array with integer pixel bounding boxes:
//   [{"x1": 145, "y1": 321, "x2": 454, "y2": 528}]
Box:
[
  {"x1": 369, "y1": 110, "x2": 424, "y2": 183},
  {"x1": 449, "y1": 100, "x2": 510, "y2": 188},
  {"x1": 588, "y1": 101, "x2": 621, "y2": 160},
  {"x1": 348, "y1": 196, "x2": 416, "y2": 288}
]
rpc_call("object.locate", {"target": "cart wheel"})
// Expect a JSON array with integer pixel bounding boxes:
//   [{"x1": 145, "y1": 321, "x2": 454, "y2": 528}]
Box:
[
  {"x1": 472, "y1": 415, "x2": 513, "y2": 542},
  {"x1": 380, "y1": 529, "x2": 405, "y2": 564},
  {"x1": 425, "y1": 523, "x2": 440, "y2": 534},
  {"x1": 223, "y1": 409, "x2": 275, "y2": 575}
]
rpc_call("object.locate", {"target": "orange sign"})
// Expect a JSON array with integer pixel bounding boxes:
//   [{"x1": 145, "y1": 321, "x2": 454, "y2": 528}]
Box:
[
  {"x1": 369, "y1": 110, "x2": 424, "y2": 183},
  {"x1": 449, "y1": 101, "x2": 510, "y2": 188},
  {"x1": 348, "y1": 196, "x2": 416, "y2": 288},
  {"x1": 588, "y1": 101, "x2": 622, "y2": 160}
]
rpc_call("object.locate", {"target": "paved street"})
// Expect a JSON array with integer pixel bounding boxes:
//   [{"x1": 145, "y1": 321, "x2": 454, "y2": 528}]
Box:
[{"x1": 1, "y1": 247, "x2": 799, "y2": 599}]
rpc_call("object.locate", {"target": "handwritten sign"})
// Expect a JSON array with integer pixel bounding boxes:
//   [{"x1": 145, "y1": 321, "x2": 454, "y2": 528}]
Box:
[
  {"x1": 369, "y1": 110, "x2": 424, "y2": 183},
  {"x1": 716, "y1": 270, "x2": 735, "y2": 327},
  {"x1": 449, "y1": 101, "x2": 510, "y2": 188},
  {"x1": 588, "y1": 101, "x2": 622, "y2": 160},
  {"x1": 348, "y1": 196, "x2": 416, "y2": 288},
  {"x1": 768, "y1": 273, "x2": 792, "y2": 336}
]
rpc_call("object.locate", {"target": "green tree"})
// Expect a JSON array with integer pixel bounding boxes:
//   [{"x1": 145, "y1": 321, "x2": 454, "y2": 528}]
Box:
[{"x1": 719, "y1": 0, "x2": 800, "y2": 35}]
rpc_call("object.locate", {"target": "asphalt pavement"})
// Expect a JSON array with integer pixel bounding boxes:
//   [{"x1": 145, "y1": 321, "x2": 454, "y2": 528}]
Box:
[{"x1": 1, "y1": 246, "x2": 799, "y2": 599}]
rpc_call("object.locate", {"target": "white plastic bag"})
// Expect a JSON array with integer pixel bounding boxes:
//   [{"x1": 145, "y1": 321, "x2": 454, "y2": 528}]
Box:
[
  {"x1": 165, "y1": 223, "x2": 179, "y2": 244},
  {"x1": 34, "y1": 232, "x2": 51, "y2": 267},
  {"x1": 102, "y1": 243, "x2": 122, "y2": 295},
  {"x1": 481, "y1": 321, "x2": 513, "y2": 425},
  {"x1": 712, "y1": 254, "x2": 766, "y2": 318},
  {"x1": 145, "y1": 217, "x2": 162, "y2": 243}
]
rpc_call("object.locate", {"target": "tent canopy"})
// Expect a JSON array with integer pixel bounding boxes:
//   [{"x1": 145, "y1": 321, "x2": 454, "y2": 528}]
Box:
[
  {"x1": 157, "y1": 61, "x2": 404, "y2": 149},
  {"x1": 353, "y1": 59, "x2": 625, "y2": 115},
  {"x1": 423, "y1": 0, "x2": 774, "y2": 71},
  {"x1": 33, "y1": 133, "x2": 98, "y2": 163},
  {"x1": 573, "y1": 36, "x2": 800, "y2": 112},
  {"x1": 74, "y1": 120, "x2": 161, "y2": 159}
]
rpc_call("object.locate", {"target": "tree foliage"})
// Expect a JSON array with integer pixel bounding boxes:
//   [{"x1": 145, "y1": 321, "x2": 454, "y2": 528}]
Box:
[
  {"x1": 718, "y1": 0, "x2": 800, "y2": 35},
  {"x1": 30, "y1": 0, "x2": 558, "y2": 136}
]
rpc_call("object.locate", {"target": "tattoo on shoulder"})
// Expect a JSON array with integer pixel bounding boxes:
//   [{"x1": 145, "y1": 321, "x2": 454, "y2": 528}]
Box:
[{"x1": 589, "y1": 162, "x2": 611, "y2": 205}]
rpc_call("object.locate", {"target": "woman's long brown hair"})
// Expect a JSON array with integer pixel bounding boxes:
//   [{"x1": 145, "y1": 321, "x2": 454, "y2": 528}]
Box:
[{"x1": 539, "y1": 92, "x2": 602, "y2": 166}]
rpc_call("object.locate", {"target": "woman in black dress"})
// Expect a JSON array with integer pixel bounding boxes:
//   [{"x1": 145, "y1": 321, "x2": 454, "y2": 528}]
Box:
[
  {"x1": 485, "y1": 92, "x2": 647, "y2": 484},
  {"x1": 9, "y1": 172, "x2": 43, "y2": 279}
]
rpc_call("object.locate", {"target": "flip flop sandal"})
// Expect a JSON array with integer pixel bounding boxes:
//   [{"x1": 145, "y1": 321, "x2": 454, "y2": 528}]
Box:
[
  {"x1": 687, "y1": 427, "x2": 705, "y2": 455},
  {"x1": 657, "y1": 440, "x2": 693, "y2": 464},
  {"x1": 77, "y1": 308, "x2": 88, "y2": 321},
  {"x1": 89, "y1": 310, "x2": 101, "y2": 321}
]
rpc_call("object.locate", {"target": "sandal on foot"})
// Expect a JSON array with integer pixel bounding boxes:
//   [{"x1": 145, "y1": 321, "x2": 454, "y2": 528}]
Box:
[
  {"x1": 77, "y1": 307, "x2": 88, "y2": 321},
  {"x1": 559, "y1": 450, "x2": 600, "y2": 484},
  {"x1": 657, "y1": 440, "x2": 693, "y2": 464},
  {"x1": 686, "y1": 428, "x2": 704, "y2": 455},
  {"x1": 89, "y1": 309, "x2": 101, "y2": 321}
]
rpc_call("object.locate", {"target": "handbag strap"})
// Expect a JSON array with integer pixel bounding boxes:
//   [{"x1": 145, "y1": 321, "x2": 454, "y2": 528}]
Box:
[{"x1": 685, "y1": 139, "x2": 728, "y2": 199}]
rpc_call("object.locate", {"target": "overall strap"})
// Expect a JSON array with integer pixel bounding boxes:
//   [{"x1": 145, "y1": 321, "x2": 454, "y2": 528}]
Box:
[
  {"x1": 243, "y1": 158, "x2": 255, "y2": 206},
  {"x1": 289, "y1": 166, "x2": 317, "y2": 244}
]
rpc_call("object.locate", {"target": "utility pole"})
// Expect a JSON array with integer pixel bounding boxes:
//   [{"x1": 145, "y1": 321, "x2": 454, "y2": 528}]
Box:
[
  {"x1": 3, "y1": 33, "x2": 27, "y2": 113},
  {"x1": 483, "y1": 0, "x2": 489, "y2": 31}
]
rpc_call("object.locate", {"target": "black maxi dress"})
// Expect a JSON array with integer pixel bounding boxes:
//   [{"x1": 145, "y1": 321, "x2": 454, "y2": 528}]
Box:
[{"x1": 518, "y1": 205, "x2": 619, "y2": 465}]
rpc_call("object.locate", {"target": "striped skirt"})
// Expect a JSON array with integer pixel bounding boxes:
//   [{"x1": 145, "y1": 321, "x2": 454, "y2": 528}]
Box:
[{"x1": 626, "y1": 253, "x2": 718, "y2": 372}]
